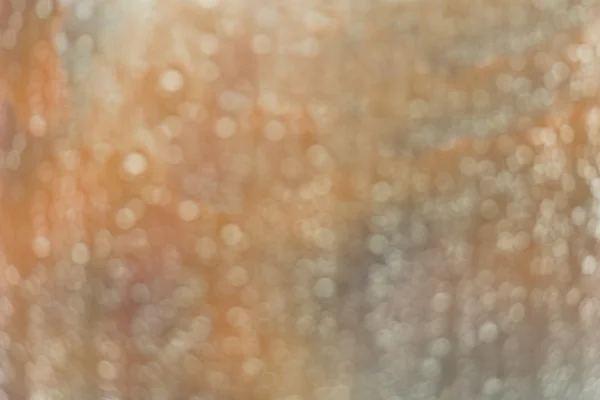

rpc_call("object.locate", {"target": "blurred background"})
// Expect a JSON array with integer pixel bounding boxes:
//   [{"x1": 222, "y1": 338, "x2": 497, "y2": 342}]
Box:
[{"x1": 3, "y1": 0, "x2": 600, "y2": 399}]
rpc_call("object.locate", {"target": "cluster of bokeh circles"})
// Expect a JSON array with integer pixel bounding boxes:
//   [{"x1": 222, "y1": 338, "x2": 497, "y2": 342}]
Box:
[{"x1": 3, "y1": 0, "x2": 600, "y2": 399}]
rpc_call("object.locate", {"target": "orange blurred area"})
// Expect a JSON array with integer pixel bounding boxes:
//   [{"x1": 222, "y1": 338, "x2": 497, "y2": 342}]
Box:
[
  {"x1": 1, "y1": 0, "x2": 66, "y2": 134},
  {"x1": 1, "y1": 2, "x2": 357, "y2": 399}
]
